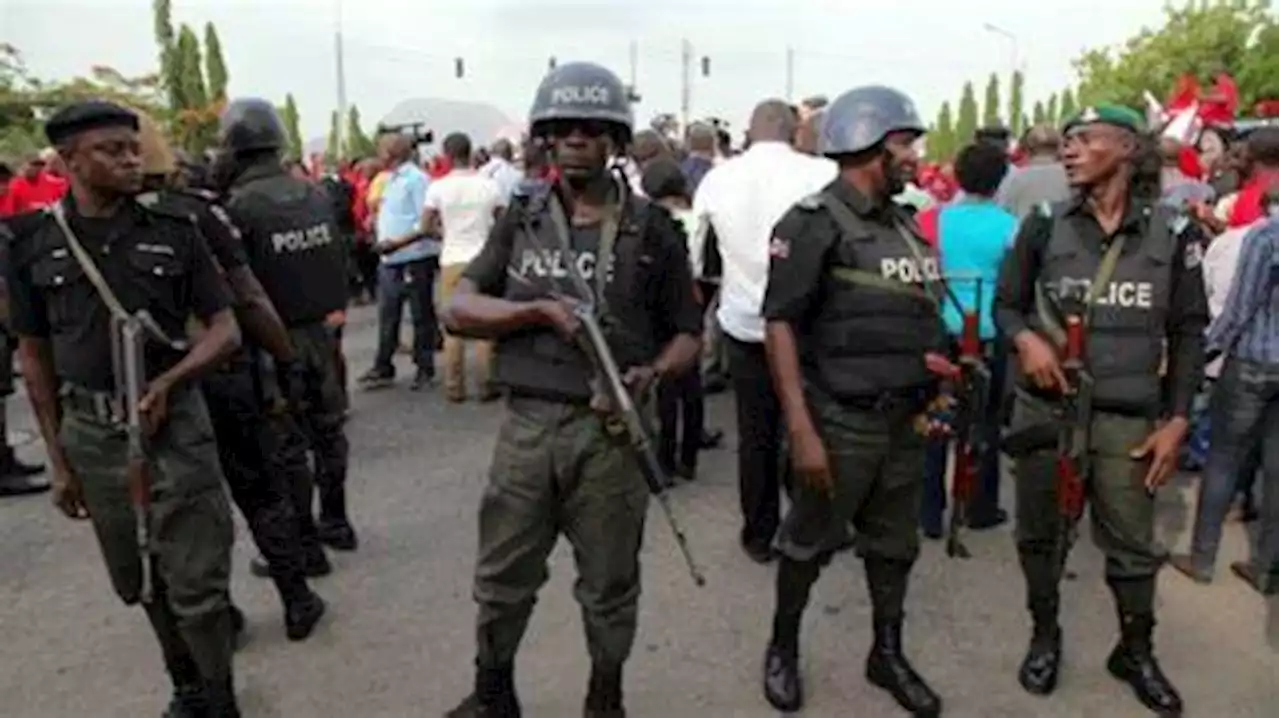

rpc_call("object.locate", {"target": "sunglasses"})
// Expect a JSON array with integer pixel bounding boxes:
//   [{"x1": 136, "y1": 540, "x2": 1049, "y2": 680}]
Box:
[{"x1": 546, "y1": 120, "x2": 612, "y2": 140}]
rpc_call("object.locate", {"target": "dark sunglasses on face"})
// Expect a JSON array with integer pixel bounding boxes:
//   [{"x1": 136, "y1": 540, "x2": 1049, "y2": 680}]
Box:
[{"x1": 548, "y1": 120, "x2": 611, "y2": 139}]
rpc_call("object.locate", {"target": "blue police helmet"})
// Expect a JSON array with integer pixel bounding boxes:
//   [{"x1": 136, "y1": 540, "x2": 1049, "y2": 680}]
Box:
[{"x1": 819, "y1": 85, "x2": 926, "y2": 157}]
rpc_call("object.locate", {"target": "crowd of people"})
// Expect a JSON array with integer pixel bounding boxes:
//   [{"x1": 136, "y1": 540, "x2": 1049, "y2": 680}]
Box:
[{"x1": 0, "y1": 58, "x2": 1275, "y2": 718}]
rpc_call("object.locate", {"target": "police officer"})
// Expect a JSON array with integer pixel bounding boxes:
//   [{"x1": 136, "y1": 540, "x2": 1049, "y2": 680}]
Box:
[
  {"x1": 994, "y1": 104, "x2": 1205, "y2": 716},
  {"x1": 136, "y1": 110, "x2": 329, "y2": 641},
  {"x1": 3, "y1": 101, "x2": 242, "y2": 715},
  {"x1": 442, "y1": 61, "x2": 703, "y2": 717},
  {"x1": 759, "y1": 86, "x2": 951, "y2": 717},
  {"x1": 212, "y1": 98, "x2": 358, "y2": 553}
]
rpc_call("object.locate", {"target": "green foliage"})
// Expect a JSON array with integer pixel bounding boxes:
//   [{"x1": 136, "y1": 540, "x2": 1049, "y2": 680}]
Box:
[
  {"x1": 928, "y1": 101, "x2": 956, "y2": 162},
  {"x1": 1008, "y1": 71, "x2": 1025, "y2": 137},
  {"x1": 1075, "y1": 0, "x2": 1279, "y2": 109},
  {"x1": 346, "y1": 105, "x2": 376, "y2": 159},
  {"x1": 153, "y1": 0, "x2": 183, "y2": 113},
  {"x1": 1032, "y1": 100, "x2": 1046, "y2": 126},
  {"x1": 280, "y1": 94, "x2": 303, "y2": 160},
  {"x1": 956, "y1": 81, "x2": 979, "y2": 146},
  {"x1": 1046, "y1": 93, "x2": 1059, "y2": 127},
  {"x1": 982, "y1": 72, "x2": 1002, "y2": 128},
  {"x1": 203, "y1": 23, "x2": 228, "y2": 101},
  {"x1": 1059, "y1": 88, "x2": 1078, "y2": 125}
]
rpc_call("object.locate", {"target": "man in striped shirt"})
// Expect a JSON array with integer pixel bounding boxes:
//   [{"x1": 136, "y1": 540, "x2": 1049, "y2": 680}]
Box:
[{"x1": 1171, "y1": 215, "x2": 1278, "y2": 594}]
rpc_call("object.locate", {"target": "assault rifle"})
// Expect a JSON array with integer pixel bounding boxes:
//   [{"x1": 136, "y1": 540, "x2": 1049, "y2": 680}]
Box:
[
  {"x1": 1053, "y1": 306, "x2": 1092, "y2": 579},
  {"x1": 946, "y1": 282, "x2": 991, "y2": 559},
  {"x1": 111, "y1": 312, "x2": 154, "y2": 604}
]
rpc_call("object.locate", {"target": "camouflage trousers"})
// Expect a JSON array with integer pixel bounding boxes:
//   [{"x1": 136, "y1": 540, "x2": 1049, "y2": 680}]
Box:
[
  {"x1": 60, "y1": 385, "x2": 235, "y2": 688},
  {"x1": 287, "y1": 322, "x2": 351, "y2": 525},
  {"x1": 473, "y1": 396, "x2": 650, "y2": 669}
]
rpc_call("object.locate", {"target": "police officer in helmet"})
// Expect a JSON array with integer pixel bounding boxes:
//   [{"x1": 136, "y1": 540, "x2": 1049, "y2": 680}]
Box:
[
  {"x1": 760, "y1": 85, "x2": 953, "y2": 716},
  {"x1": 994, "y1": 104, "x2": 1206, "y2": 715},
  {"x1": 135, "y1": 109, "x2": 329, "y2": 642},
  {"x1": 442, "y1": 61, "x2": 703, "y2": 717},
  {"x1": 213, "y1": 99, "x2": 358, "y2": 558}
]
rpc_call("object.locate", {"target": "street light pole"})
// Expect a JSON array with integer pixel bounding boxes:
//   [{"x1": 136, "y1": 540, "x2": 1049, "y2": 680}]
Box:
[
  {"x1": 982, "y1": 22, "x2": 1019, "y2": 79},
  {"x1": 334, "y1": 0, "x2": 348, "y2": 158}
]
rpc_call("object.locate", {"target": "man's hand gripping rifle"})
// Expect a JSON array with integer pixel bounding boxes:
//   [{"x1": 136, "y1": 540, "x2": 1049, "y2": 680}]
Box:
[{"x1": 946, "y1": 282, "x2": 991, "y2": 559}]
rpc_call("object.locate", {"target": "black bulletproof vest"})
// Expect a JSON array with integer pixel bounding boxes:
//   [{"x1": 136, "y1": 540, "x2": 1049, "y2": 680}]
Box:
[
  {"x1": 493, "y1": 194, "x2": 661, "y2": 402},
  {"x1": 1034, "y1": 206, "x2": 1177, "y2": 413},
  {"x1": 227, "y1": 171, "x2": 348, "y2": 326},
  {"x1": 805, "y1": 195, "x2": 944, "y2": 398}
]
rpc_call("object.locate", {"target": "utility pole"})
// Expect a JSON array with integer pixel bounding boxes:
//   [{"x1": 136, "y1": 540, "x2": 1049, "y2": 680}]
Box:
[
  {"x1": 680, "y1": 38, "x2": 692, "y2": 132},
  {"x1": 333, "y1": 0, "x2": 348, "y2": 158},
  {"x1": 628, "y1": 39, "x2": 638, "y2": 92},
  {"x1": 785, "y1": 46, "x2": 795, "y2": 102}
]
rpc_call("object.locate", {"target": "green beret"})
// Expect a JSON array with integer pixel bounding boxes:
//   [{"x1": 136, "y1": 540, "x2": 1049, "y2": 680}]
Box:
[
  {"x1": 1062, "y1": 104, "x2": 1144, "y2": 134},
  {"x1": 44, "y1": 100, "x2": 139, "y2": 146}
]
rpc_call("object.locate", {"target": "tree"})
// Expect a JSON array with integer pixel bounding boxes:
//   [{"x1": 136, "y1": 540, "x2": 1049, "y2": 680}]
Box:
[
  {"x1": 152, "y1": 0, "x2": 183, "y2": 113},
  {"x1": 326, "y1": 110, "x2": 341, "y2": 162},
  {"x1": 1008, "y1": 70, "x2": 1025, "y2": 137},
  {"x1": 927, "y1": 101, "x2": 956, "y2": 161},
  {"x1": 1059, "y1": 87, "x2": 1078, "y2": 125},
  {"x1": 1075, "y1": 0, "x2": 1279, "y2": 109},
  {"x1": 1046, "y1": 93, "x2": 1059, "y2": 128},
  {"x1": 173, "y1": 25, "x2": 212, "y2": 152},
  {"x1": 956, "y1": 81, "x2": 979, "y2": 146},
  {"x1": 203, "y1": 22, "x2": 228, "y2": 101},
  {"x1": 1032, "y1": 100, "x2": 1046, "y2": 126},
  {"x1": 346, "y1": 105, "x2": 376, "y2": 159},
  {"x1": 982, "y1": 72, "x2": 1002, "y2": 128},
  {"x1": 280, "y1": 93, "x2": 303, "y2": 160}
]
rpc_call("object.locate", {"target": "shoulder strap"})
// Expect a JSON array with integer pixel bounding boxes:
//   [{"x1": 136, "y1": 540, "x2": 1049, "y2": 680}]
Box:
[
  {"x1": 46, "y1": 203, "x2": 187, "y2": 351},
  {"x1": 1034, "y1": 228, "x2": 1127, "y2": 347},
  {"x1": 546, "y1": 187, "x2": 623, "y2": 316}
]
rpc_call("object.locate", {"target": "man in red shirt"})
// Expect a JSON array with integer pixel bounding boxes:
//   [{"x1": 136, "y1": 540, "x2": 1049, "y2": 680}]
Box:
[{"x1": 6, "y1": 152, "x2": 68, "y2": 214}]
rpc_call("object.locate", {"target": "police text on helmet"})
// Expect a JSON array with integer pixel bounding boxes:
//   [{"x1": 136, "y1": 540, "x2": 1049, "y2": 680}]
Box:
[{"x1": 551, "y1": 85, "x2": 612, "y2": 106}]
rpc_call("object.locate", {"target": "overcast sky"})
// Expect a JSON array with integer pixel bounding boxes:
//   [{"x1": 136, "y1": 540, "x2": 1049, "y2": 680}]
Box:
[{"x1": 4, "y1": 0, "x2": 1201, "y2": 141}]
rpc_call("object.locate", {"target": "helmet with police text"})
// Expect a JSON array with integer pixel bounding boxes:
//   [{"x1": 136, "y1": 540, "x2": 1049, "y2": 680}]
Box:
[
  {"x1": 528, "y1": 62, "x2": 634, "y2": 144},
  {"x1": 218, "y1": 98, "x2": 287, "y2": 155},
  {"x1": 819, "y1": 85, "x2": 926, "y2": 157}
]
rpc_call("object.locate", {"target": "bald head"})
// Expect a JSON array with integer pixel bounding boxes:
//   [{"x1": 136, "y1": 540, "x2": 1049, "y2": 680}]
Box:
[
  {"x1": 748, "y1": 99, "x2": 798, "y2": 145},
  {"x1": 491, "y1": 138, "x2": 514, "y2": 162},
  {"x1": 631, "y1": 129, "x2": 669, "y2": 167},
  {"x1": 380, "y1": 131, "x2": 414, "y2": 164},
  {"x1": 1022, "y1": 125, "x2": 1060, "y2": 157},
  {"x1": 686, "y1": 123, "x2": 717, "y2": 155}
]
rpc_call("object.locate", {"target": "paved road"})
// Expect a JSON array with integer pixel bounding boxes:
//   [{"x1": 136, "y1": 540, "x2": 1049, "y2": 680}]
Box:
[{"x1": 2, "y1": 306, "x2": 1276, "y2": 717}]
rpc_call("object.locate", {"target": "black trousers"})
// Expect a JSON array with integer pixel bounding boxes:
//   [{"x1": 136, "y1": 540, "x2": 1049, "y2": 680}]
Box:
[
  {"x1": 657, "y1": 366, "x2": 704, "y2": 472},
  {"x1": 726, "y1": 336, "x2": 784, "y2": 551}
]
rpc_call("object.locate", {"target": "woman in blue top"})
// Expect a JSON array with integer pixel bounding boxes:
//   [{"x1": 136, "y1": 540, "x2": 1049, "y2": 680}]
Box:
[{"x1": 922, "y1": 142, "x2": 1019, "y2": 539}]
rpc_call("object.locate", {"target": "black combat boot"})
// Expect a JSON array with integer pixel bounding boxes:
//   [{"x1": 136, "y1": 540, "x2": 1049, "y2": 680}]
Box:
[
  {"x1": 863, "y1": 557, "x2": 940, "y2": 717},
  {"x1": 1018, "y1": 599, "x2": 1062, "y2": 695},
  {"x1": 583, "y1": 663, "x2": 625, "y2": 717},
  {"x1": 318, "y1": 487, "x2": 358, "y2": 551},
  {"x1": 284, "y1": 587, "x2": 327, "y2": 641},
  {"x1": 445, "y1": 665, "x2": 521, "y2": 718},
  {"x1": 161, "y1": 684, "x2": 208, "y2": 718},
  {"x1": 1106, "y1": 612, "x2": 1183, "y2": 715},
  {"x1": 205, "y1": 672, "x2": 242, "y2": 718},
  {"x1": 762, "y1": 557, "x2": 819, "y2": 712}
]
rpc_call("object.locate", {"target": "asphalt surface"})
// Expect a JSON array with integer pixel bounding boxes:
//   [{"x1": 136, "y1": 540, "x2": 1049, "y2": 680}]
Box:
[{"x1": 1, "y1": 305, "x2": 1276, "y2": 718}]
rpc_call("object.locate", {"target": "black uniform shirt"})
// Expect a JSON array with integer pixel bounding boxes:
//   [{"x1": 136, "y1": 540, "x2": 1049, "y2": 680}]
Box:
[
  {"x1": 464, "y1": 195, "x2": 704, "y2": 348},
  {"x1": 167, "y1": 189, "x2": 250, "y2": 273},
  {"x1": 994, "y1": 195, "x2": 1209, "y2": 416},
  {"x1": 3, "y1": 195, "x2": 233, "y2": 391}
]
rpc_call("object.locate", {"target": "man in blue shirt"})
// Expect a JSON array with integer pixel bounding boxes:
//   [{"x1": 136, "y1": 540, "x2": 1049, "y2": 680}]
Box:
[
  {"x1": 921, "y1": 142, "x2": 1018, "y2": 538},
  {"x1": 360, "y1": 132, "x2": 439, "y2": 391},
  {"x1": 1171, "y1": 214, "x2": 1278, "y2": 594}
]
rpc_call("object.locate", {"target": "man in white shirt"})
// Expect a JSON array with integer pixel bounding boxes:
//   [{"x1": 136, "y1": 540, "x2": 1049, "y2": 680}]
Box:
[
  {"x1": 692, "y1": 99, "x2": 837, "y2": 563},
  {"x1": 423, "y1": 132, "x2": 507, "y2": 402},
  {"x1": 478, "y1": 138, "x2": 523, "y2": 203}
]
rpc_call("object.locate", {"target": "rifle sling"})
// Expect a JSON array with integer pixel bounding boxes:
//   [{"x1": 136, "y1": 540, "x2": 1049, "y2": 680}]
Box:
[
  {"x1": 1034, "y1": 235, "x2": 1127, "y2": 348},
  {"x1": 47, "y1": 203, "x2": 187, "y2": 352}
]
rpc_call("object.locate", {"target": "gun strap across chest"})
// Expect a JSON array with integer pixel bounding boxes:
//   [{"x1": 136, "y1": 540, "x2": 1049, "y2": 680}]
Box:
[
  {"x1": 546, "y1": 190, "x2": 622, "y2": 316},
  {"x1": 1034, "y1": 234, "x2": 1127, "y2": 348},
  {"x1": 47, "y1": 203, "x2": 187, "y2": 351}
]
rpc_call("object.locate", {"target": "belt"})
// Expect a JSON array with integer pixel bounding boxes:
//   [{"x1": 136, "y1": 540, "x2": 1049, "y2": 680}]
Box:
[
  {"x1": 837, "y1": 385, "x2": 934, "y2": 413},
  {"x1": 60, "y1": 384, "x2": 126, "y2": 424}
]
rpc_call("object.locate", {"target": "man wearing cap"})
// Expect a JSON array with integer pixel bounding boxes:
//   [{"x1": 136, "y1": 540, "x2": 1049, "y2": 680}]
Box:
[
  {"x1": 2, "y1": 100, "x2": 244, "y2": 716},
  {"x1": 995, "y1": 103, "x2": 1206, "y2": 715}
]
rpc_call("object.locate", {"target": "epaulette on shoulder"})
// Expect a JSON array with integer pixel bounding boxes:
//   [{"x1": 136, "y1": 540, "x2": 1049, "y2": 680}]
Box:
[
  {"x1": 179, "y1": 186, "x2": 220, "y2": 203},
  {"x1": 795, "y1": 193, "x2": 825, "y2": 211},
  {"x1": 135, "y1": 192, "x2": 198, "y2": 224}
]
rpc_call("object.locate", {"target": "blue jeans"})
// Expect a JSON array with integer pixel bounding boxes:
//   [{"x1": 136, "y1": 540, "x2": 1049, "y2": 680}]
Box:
[
  {"x1": 921, "y1": 339, "x2": 1007, "y2": 535},
  {"x1": 373, "y1": 258, "x2": 438, "y2": 374},
  {"x1": 1188, "y1": 357, "x2": 1279, "y2": 578}
]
